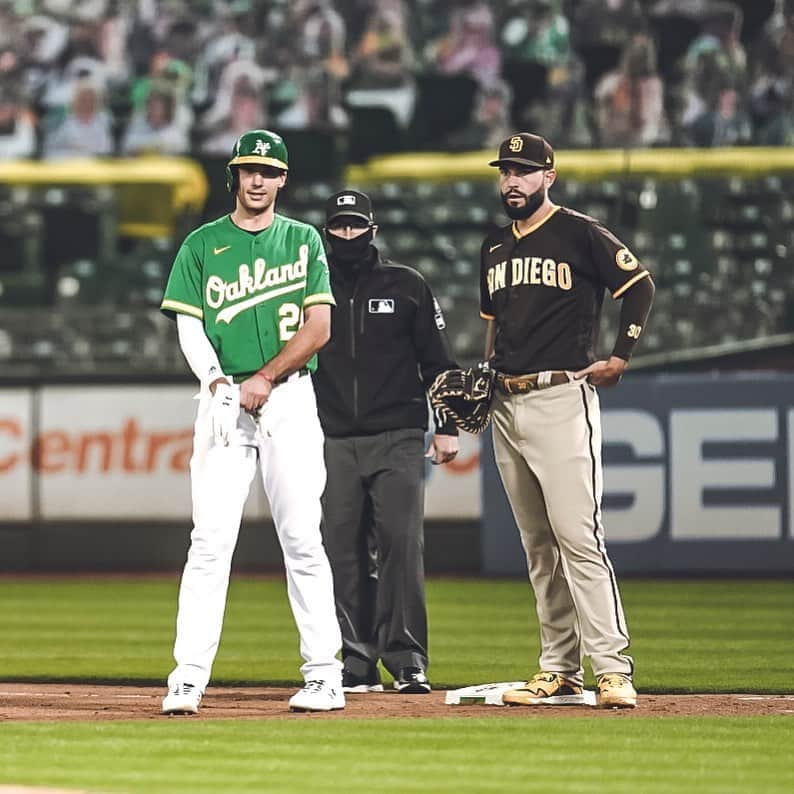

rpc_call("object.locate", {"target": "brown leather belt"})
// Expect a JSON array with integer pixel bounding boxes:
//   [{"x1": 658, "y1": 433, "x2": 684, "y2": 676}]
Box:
[{"x1": 495, "y1": 371, "x2": 570, "y2": 395}]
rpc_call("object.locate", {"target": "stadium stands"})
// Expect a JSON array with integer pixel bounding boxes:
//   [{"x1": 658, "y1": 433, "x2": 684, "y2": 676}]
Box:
[
  {"x1": 0, "y1": 1, "x2": 791, "y2": 375},
  {"x1": 2, "y1": 169, "x2": 792, "y2": 374}
]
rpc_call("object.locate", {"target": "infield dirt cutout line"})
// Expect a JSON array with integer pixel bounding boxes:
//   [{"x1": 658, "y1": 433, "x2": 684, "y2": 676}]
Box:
[{"x1": 1, "y1": 684, "x2": 793, "y2": 721}]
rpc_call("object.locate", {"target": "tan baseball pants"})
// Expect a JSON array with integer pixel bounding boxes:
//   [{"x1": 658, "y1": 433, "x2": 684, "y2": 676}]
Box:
[{"x1": 491, "y1": 375, "x2": 633, "y2": 683}]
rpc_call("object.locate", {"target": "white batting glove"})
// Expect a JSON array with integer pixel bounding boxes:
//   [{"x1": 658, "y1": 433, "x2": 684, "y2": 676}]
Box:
[{"x1": 210, "y1": 383, "x2": 240, "y2": 446}]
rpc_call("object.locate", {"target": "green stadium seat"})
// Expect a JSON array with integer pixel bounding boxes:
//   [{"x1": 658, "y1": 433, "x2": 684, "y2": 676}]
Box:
[
  {"x1": 631, "y1": 230, "x2": 654, "y2": 253},
  {"x1": 711, "y1": 229, "x2": 735, "y2": 251},
  {"x1": 716, "y1": 255, "x2": 739, "y2": 278},
  {"x1": 458, "y1": 231, "x2": 485, "y2": 257},
  {"x1": 380, "y1": 206, "x2": 411, "y2": 225},
  {"x1": 413, "y1": 255, "x2": 440, "y2": 279}
]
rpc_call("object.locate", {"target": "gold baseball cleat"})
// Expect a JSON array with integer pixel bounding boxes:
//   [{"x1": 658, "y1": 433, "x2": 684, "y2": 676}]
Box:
[
  {"x1": 502, "y1": 671, "x2": 586, "y2": 706},
  {"x1": 597, "y1": 673, "x2": 637, "y2": 708}
]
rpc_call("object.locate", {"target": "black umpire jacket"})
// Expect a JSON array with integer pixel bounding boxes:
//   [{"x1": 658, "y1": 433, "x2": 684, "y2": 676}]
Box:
[{"x1": 314, "y1": 245, "x2": 459, "y2": 438}]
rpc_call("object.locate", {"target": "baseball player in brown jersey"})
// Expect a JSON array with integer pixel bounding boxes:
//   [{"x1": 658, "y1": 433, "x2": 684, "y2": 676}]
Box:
[{"x1": 480, "y1": 133, "x2": 655, "y2": 708}]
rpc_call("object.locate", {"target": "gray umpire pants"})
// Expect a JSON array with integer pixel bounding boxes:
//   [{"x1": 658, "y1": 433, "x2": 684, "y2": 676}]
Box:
[{"x1": 321, "y1": 428, "x2": 428, "y2": 679}]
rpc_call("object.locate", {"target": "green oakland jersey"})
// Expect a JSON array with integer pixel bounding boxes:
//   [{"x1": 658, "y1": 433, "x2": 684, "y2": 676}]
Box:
[{"x1": 161, "y1": 214, "x2": 335, "y2": 378}]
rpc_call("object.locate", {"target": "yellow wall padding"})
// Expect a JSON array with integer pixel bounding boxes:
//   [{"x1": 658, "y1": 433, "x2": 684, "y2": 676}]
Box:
[
  {"x1": 0, "y1": 157, "x2": 208, "y2": 237},
  {"x1": 346, "y1": 147, "x2": 794, "y2": 183}
]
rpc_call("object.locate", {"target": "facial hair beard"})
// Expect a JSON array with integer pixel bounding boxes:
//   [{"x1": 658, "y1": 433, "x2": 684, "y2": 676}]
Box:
[
  {"x1": 501, "y1": 185, "x2": 546, "y2": 220},
  {"x1": 327, "y1": 228, "x2": 374, "y2": 264}
]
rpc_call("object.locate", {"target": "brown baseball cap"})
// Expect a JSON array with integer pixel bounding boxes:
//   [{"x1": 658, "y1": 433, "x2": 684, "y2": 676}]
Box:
[{"x1": 489, "y1": 132, "x2": 555, "y2": 170}]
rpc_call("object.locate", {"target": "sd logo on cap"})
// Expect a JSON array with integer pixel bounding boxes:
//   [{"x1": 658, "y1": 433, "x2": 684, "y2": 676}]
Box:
[{"x1": 489, "y1": 132, "x2": 555, "y2": 170}]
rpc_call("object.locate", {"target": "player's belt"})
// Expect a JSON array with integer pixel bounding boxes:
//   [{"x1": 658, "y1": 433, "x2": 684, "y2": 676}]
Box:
[
  {"x1": 276, "y1": 367, "x2": 310, "y2": 385},
  {"x1": 236, "y1": 367, "x2": 309, "y2": 386},
  {"x1": 495, "y1": 371, "x2": 570, "y2": 395}
]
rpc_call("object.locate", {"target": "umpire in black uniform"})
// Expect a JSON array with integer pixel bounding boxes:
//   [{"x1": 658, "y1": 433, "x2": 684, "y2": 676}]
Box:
[{"x1": 314, "y1": 189, "x2": 459, "y2": 694}]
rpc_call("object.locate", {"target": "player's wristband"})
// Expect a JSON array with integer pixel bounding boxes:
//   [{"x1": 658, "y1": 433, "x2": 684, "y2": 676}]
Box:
[
  {"x1": 255, "y1": 371, "x2": 275, "y2": 386},
  {"x1": 435, "y1": 418, "x2": 459, "y2": 437}
]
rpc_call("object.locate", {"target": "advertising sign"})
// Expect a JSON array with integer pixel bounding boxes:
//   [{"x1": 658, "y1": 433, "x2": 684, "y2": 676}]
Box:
[{"x1": 482, "y1": 374, "x2": 794, "y2": 573}]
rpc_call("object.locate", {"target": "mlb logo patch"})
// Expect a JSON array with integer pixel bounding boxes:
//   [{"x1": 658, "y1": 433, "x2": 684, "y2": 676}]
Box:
[{"x1": 369, "y1": 298, "x2": 395, "y2": 314}]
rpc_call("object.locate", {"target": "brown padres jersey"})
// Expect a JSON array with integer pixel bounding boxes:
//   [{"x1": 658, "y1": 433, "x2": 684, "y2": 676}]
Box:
[{"x1": 480, "y1": 206, "x2": 650, "y2": 373}]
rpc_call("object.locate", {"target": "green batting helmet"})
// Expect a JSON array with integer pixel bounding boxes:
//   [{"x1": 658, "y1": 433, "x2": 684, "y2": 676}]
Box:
[{"x1": 225, "y1": 129, "x2": 289, "y2": 192}]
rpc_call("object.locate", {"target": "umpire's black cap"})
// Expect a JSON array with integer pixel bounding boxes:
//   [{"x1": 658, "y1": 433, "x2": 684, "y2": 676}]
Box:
[
  {"x1": 325, "y1": 189, "x2": 374, "y2": 225},
  {"x1": 489, "y1": 132, "x2": 555, "y2": 170}
]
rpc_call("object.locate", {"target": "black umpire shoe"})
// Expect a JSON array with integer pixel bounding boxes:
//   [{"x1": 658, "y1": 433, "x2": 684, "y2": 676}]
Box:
[
  {"x1": 394, "y1": 667, "x2": 431, "y2": 694},
  {"x1": 342, "y1": 669, "x2": 384, "y2": 693}
]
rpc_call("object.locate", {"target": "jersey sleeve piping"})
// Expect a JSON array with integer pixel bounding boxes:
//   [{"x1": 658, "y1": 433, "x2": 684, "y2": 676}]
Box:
[
  {"x1": 612, "y1": 269, "x2": 650, "y2": 299},
  {"x1": 304, "y1": 292, "x2": 336, "y2": 308},
  {"x1": 480, "y1": 311, "x2": 495, "y2": 320},
  {"x1": 160, "y1": 299, "x2": 204, "y2": 319}
]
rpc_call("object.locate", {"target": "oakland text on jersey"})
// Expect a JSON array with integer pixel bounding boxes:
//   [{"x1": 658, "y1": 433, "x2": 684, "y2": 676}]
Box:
[
  {"x1": 485, "y1": 255, "x2": 573, "y2": 298},
  {"x1": 207, "y1": 244, "x2": 311, "y2": 324}
]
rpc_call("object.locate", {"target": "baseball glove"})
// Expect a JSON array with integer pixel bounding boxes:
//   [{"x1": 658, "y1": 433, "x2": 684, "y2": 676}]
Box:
[{"x1": 428, "y1": 362, "x2": 495, "y2": 434}]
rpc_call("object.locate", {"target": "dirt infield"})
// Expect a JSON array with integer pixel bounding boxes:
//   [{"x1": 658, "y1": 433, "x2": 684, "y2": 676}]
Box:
[{"x1": 1, "y1": 683, "x2": 793, "y2": 721}]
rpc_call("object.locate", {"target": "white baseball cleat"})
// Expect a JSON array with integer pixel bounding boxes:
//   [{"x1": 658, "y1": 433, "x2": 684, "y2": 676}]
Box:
[
  {"x1": 289, "y1": 680, "x2": 345, "y2": 712},
  {"x1": 162, "y1": 682, "x2": 202, "y2": 715}
]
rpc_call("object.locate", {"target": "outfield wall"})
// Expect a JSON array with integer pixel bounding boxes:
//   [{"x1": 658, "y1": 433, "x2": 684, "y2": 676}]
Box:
[
  {"x1": 484, "y1": 373, "x2": 794, "y2": 574},
  {"x1": 1, "y1": 373, "x2": 793, "y2": 573},
  {"x1": 0, "y1": 384, "x2": 479, "y2": 522},
  {"x1": 0, "y1": 382, "x2": 481, "y2": 572}
]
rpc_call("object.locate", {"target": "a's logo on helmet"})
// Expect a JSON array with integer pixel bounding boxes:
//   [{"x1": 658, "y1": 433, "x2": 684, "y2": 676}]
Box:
[
  {"x1": 253, "y1": 139, "x2": 271, "y2": 156},
  {"x1": 337, "y1": 194, "x2": 356, "y2": 206},
  {"x1": 615, "y1": 247, "x2": 639, "y2": 271},
  {"x1": 509, "y1": 136, "x2": 523, "y2": 152}
]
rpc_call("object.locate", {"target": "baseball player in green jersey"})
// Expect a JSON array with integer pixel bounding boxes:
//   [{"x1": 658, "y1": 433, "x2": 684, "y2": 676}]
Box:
[{"x1": 159, "y1": 129, "x2": 344, "y2": 714}]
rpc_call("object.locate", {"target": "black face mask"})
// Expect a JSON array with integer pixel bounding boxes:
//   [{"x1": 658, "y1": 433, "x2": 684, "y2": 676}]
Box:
[
  {"x1": 326, "y1": 228, "x2": 374, "y2": 263},
  {"x1": 501, "y1": 185, "x2": 546, "y2": 220}
]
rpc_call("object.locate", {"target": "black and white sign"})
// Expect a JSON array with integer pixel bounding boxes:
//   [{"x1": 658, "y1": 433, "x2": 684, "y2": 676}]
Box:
[{"x1": 482, "y1": 374, "x2": 794, "y2": 573}]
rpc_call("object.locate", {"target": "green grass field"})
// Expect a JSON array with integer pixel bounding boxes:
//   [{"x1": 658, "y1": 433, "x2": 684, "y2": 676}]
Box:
[
  {"x1": 2, "y1": 718, "x2": 792, "y2": 794},
  {"x1": 1, "y1": 576, "x2": 792, "y2": 793},
  {"x1": 0, "y1": 577, "x2": 791, "y2": 690}
]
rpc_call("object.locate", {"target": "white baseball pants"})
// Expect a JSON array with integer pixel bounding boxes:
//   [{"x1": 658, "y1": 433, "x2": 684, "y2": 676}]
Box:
[{"x1": 167, "y1": 374, "x2": 342, "y2": 692}]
